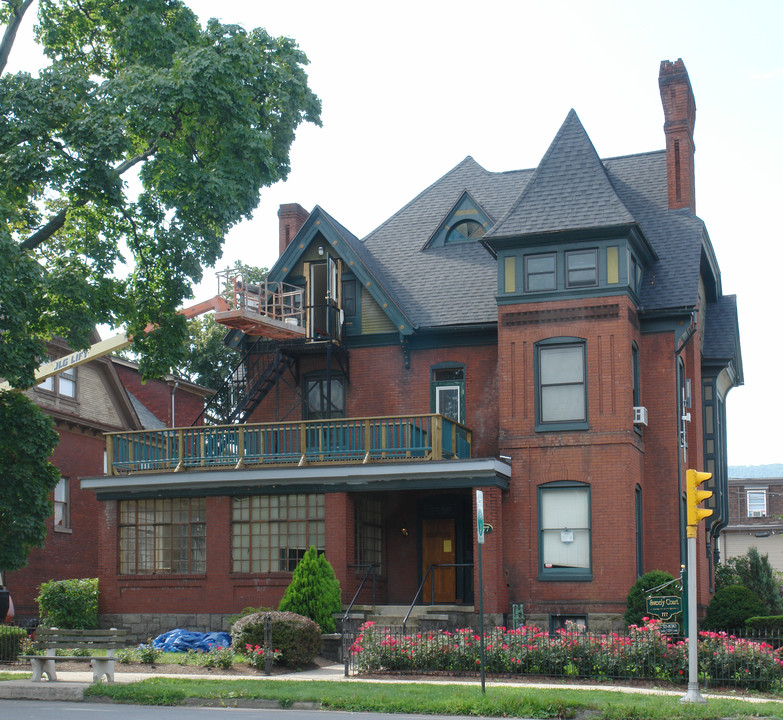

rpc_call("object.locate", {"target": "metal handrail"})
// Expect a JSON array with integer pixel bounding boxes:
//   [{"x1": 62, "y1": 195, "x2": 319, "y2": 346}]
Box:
[
  {"x1": 402, "y1": 563, "x2": 473, "y2": 633},
  {"x1": 342, "y1": 564, "x2": 379, "y2": 625},
  {"x1": 343, "y1": 563, "x2": 378, "y2": 678}
]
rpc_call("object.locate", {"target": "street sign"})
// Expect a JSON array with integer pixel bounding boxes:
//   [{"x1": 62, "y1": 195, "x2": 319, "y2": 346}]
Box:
[
  {"x1": 476, "y1": 490, "x2": 485, "y2": 544},
  {"x1": 646, "y1": 595, "x2": 682, "y2": 621}
]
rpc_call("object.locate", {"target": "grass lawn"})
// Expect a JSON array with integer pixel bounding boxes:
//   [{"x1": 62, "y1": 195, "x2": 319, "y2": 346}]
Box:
[{"x1": 84, "y1": 677, "x2": 783, "y2": 719}]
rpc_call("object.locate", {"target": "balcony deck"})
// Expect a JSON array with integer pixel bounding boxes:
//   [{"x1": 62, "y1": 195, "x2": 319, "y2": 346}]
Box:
[{"x1": 106, "y1": 414, "x2": 472, "y2": 476}]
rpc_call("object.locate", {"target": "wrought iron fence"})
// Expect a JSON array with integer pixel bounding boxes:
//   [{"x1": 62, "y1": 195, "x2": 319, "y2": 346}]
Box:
[{"x1": 343, "y1": 623, "x2": 783, "y2": 690}]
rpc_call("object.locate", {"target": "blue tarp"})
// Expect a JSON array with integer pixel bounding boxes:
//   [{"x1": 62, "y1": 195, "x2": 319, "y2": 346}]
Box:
[{"x1": 151, "y1": 628, "x2": 232, "y2": 653}]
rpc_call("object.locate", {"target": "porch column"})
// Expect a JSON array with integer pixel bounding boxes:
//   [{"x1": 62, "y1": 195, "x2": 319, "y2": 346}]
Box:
[
  {"x1": 325, "y1": 493, "x2": 353, "y2": 603},
  {"x1": 473, "y1": 487, "x2": 508, "y2": 615}
]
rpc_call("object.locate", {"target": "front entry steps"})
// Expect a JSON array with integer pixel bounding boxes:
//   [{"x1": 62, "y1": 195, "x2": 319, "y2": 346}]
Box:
[{"x1": 341, "y1": 604, "x2": 486, "y2": 632}]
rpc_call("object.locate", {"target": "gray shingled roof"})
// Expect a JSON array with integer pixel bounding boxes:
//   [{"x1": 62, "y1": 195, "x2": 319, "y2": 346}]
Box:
[
  {"x1": 703, "y1": 295, "x2": 742, "y2": 365},
  {"x1": 356, "y1": 111, "x2": 710, "y2": 329},
  {"x1": 361, "y1": 158, "x2": 532, "y2": 328},
  {"x1": 485, "y1": 110, "x2": 637, "y2": 238}
]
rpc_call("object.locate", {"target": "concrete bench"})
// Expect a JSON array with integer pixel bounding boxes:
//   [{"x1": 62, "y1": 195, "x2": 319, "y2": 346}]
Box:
[{"x1": 19, "y1": 627, "x2": 127, "y2": 682}]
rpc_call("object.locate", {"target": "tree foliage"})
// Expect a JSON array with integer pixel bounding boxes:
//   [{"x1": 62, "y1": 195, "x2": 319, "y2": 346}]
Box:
[
  {"x1": 0, "y1": 390, "x2": 60, "y2": 573},
  {"x1": 36, "y1": 577, "x2": 99, "y2": 628},
  {"x1": 0, "y1": 2, "x2": 319, "y2": 573},
  {"x1": 278, "y1": 546, "x2": 342, "y2": 633},
  {"x1": 715, "y1": 547, "x2": 783, "y2": 615},
  {"x1": 1, "y1": 0, "x2": 320, "y2": 387}
]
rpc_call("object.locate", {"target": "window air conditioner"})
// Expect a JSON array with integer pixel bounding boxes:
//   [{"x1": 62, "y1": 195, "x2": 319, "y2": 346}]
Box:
[{"x1": 633, "y1": 406, "x2": 648, "y2": 426}]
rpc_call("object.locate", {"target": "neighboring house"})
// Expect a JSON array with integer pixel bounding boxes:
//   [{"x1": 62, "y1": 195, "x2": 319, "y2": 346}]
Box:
[
  {"x1": 719, "y1": 474, "x2": 783, "y2": 577},
  {"x1": 83, "y1": 59, "x2": 742, "y2": 639},
  {"x1": 6, "y1": 340, "x2": 209, "y2": 623}
]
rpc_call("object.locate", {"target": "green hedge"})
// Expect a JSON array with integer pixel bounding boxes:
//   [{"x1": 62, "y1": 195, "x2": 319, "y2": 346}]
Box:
[
  {"x1": 746, "y1": 615, "x2": 783, "y2": 630},
  {"x1": 231, "y1": 611, "x2": 322, "y2": 668},
  {"x1": 0, "y1": 626, "x2": 27, "y2": 661}
]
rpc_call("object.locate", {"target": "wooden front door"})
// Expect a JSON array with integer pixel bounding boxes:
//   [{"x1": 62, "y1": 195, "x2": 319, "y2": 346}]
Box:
[{"x1": 422, "y1": 518, "x2": 456, "y2": 603}]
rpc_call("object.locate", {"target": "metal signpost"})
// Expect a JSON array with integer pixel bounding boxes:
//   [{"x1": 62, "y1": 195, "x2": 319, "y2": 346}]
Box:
[
  {"x1": 681, "y1": 469, "x2": 713, "y2": 705},
  {"x1": 476, "y1": 490, "x2": 486, "y2": 693}
]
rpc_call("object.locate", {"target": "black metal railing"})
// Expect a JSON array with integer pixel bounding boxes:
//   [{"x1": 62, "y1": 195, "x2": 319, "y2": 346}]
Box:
[
  {"x1": 344, "y1": 624, "x2": 783, "y2": 691},
  {"x1": 402, "y1": 563, "x2": 473, "y2": 633}
]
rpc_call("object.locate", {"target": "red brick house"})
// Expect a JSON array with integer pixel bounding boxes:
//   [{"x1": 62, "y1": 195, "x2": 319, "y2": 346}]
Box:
[
  {"x1": 6, "y1": 343, "x2": 209, "y2": 623},
  {"x1": 84, "y1": 59, "x2": 742, "y2": 638}
]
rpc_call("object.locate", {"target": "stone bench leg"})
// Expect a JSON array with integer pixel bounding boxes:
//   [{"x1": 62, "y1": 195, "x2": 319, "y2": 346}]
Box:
[
  {"x1": 91, "y1": 658, "x2": 115, "y2": 683},
  {"x1": 30, "y1": 657, "x2": 57, "y2": 682}
]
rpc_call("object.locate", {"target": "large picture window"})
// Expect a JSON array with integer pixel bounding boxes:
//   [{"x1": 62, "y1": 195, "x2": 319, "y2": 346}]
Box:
[
  {"x1": 538, "y1": 482, "x2": 591, "y2": 580},
  {"x1": 119, "y1": 498, "x2": 206, "y2": 575},
  {"x1": 536, "y1": 339, "x2": 587, "y2": 429},
  {"x1": 232, "y1": 494, "x2": 325, "y2": 573}
]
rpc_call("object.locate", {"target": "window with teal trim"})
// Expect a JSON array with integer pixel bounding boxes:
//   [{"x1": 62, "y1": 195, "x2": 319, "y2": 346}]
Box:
[
  {"x1": 525, "y1": 253, "x2": 556, "y2": 292},
  {"x1": 565, "y1": 249, "x2": 598, "y2": 288},
  {"x1": 431, "y1": 364, "x2": 465, "y2": 424},
  {"x1": 538, "y1": 482, "x2": 592, "y2": 581},
  {"x1": 535, "y1": 338, "x2": 588, "y2": 431}
]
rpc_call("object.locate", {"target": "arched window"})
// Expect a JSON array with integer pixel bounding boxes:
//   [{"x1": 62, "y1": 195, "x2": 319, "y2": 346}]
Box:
[{"x1": 446, "y1": 220, "x2": 486, "y2": 243}]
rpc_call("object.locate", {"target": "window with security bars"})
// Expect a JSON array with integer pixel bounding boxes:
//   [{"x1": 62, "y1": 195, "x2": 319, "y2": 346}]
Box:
[
  {"x1": 119, "y1": 498, "x2": 206, "y2": 574},
  {"x1": 355, "y1": 497, "x2": 382, "y2": 573},
  {"x1": 232, "y1": 494, "x2": 325, "y2": 573}
]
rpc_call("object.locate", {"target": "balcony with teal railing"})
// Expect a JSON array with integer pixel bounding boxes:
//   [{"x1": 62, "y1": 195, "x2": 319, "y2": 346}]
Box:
[{"x1": 105, "y1": 414, "x2": 472, "y2": 475}]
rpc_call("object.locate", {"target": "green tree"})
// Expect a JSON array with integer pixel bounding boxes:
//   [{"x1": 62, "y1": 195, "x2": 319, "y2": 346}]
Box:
[
  {"x1": 0, "y1": 1, "x2": 319, "y2": 573},
  {"x1": 1, "y1": 0, "x2": 320, "y2": 386},
  {"x1": 278, "y1": 547, "x2": 342, "y2": 633},
  {"x1": 0, "y1": 390, "x2": 60, "y2": 574},
  {"x1": 715, "y1": 547, "x2": 783, "y2": 615}
]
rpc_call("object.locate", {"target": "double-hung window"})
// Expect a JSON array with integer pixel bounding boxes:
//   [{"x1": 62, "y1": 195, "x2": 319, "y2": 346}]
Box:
[
  {"x1": 565, "y1": 249, "x2": 598, "y2": 288},
  {"x1": 536, "y1": 338, "x2": 587, "y2": 430},
  {"x1": 747, "y1": 489, "x2": 767, "y2": 517},
  {"x1": 53, "y1": 478, "x2": 70, "y2": 531},
  {"x1": 525, "y1": 253, "x2": 556, "y2": 292},
  {"x1": 538, "y1": 482, "x2": 592, "y2": 580}
]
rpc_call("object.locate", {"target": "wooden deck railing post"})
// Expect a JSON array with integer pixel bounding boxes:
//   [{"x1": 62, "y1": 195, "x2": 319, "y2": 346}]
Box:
[
  {"x1": 106, "y1": 435, "x2": 114, "y2": 476},
  {"x1": 433, "y1": 415, "x2": 443, "y2": 460}
]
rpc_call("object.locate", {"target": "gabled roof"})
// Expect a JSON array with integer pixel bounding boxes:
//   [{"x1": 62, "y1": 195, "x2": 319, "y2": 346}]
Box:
[
  {"x1": 268, "y1": 112, "x2": 727, "y2": 331},
  {"x1": 703, "y1": 294, "x2": 744, "y2": 384},
  {"x1": 269, "y1": 205, "x2": 416, "y2": 334},
  {"x1": 485, "y1": 110, "x2": 637, "y2": 240}
]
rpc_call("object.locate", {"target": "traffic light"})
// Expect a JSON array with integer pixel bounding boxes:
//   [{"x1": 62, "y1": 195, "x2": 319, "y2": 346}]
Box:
[{"x1": 686, "y1": 469, "x2": 713, "y2": 527}]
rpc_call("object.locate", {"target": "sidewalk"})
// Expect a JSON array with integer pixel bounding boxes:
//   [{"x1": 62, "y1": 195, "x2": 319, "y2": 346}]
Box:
[{"x1": 1, "y1": 663, "x2": 780, "y2": 705}]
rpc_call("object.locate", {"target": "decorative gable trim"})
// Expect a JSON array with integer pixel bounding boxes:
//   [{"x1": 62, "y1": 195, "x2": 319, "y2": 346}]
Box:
[{"x1": 423, "y1": 191, "x2": 494, "y2": 249}]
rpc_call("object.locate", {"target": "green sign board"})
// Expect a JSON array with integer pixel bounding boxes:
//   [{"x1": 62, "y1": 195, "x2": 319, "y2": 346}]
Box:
[{"x1": 645, "y1": 595, "x2": 682, "y2": 621}]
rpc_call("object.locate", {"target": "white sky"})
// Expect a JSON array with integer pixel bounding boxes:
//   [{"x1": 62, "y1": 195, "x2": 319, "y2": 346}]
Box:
[{"x1": 5, "y1": 1, "x2": 782, "y2": 466}]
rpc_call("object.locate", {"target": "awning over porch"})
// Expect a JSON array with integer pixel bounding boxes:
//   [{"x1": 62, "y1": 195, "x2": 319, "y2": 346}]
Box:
[{"x1": 81, "y1": 458, "x2": 511, "y2": 500}]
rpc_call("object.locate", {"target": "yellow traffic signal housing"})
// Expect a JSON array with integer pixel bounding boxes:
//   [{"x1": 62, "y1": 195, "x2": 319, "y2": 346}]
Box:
[{"x1": 686, "y1": 469, "x2": 713, "y2": 527}]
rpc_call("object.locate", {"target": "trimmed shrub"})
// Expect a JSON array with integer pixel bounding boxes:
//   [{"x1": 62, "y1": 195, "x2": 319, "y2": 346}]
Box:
[
  {"x1": 702, "y1": 584, "x2": 766, "y2": 631},
  {"x1": 278, "y1": 546, "x2": 341, "y2": 633},
  {"x1": 0, "y1": 625, "x2": 27, "y2": 661},
  {"x1": 746, "y1": 615, "x2": 783, "y2": 631},
  {"x1": 231, "y1": 611, "x2": 322, "y2": 667},
  {"x1": 624, "y1": 570, "x2": 680, "y2": 627},
  {"x1": 36, "y1": 578, "x2": 98, "y2": 629}
]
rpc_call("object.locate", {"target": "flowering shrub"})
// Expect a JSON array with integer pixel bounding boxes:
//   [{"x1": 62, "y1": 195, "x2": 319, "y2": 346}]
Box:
[
  {"x1": 349, "y1": 618, "x2": 783, "y2": 690},
  {"x1": 243, "y1": 644, "x2": 282, "y2": 670}
]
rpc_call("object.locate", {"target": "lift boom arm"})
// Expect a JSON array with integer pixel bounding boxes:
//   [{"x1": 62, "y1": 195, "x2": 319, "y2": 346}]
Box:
[{"x1": 0, "y1": 295, "x2": 230, "y2": 391}]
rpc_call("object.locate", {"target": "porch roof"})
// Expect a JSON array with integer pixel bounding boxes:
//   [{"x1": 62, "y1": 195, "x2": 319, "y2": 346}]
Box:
[{"x1": 81, "y1": 457, "x2": 511, "y2": 500}]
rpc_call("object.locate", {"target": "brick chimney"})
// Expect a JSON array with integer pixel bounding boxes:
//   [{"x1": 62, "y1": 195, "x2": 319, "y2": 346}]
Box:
[
  {"x1": 278, "y1": 203, "x2": 309, "y2": 256},
  {"x1": 659, "y1": 59, "x2": 696, "y2": 213}
]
